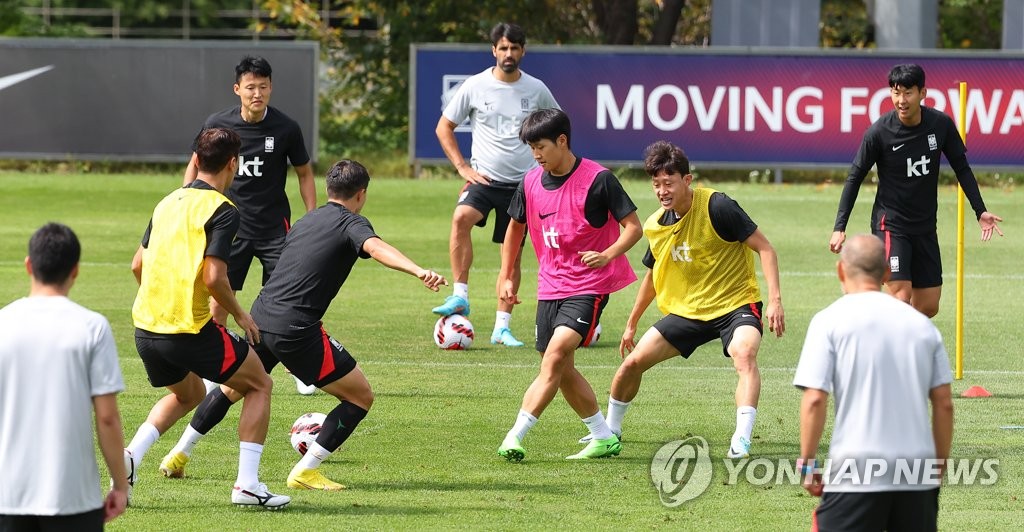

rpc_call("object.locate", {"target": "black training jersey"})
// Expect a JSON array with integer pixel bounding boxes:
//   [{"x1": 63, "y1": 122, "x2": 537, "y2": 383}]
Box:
[
  {"x1": 508, "y1": 158, "x2": 638, "y2": 226},
  {"x1": 193, "y1": 105, "x2": 310, "y2": 240},
  {"x1": 250, "y1": 202, "x2": 378, "y2": 334},
  {"x1": 834, "y1": 106, "x2": 987, "y2": 235},
  {"x1": 641, "y1": 191, "x2": 758, "y2": 268}
]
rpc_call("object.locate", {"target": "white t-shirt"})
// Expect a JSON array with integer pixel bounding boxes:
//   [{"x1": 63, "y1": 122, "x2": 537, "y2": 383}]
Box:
[
  {"x1": 793, "y1": 291, "x2": 952, "y2": 492},
  {"x1": 442, "y1": 68, "x2": 559, "y2": 184},
  {"x1": 0, "y1": 296, "x2": 124, "y2": 515}
]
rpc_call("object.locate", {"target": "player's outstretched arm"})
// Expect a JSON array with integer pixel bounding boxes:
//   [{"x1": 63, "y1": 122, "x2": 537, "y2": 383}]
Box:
[
  {"x1": 620, "y1": 270, "x2": 656, "y2": 358},
  {"x1": 978, "y1": 211, "x2": 1004, "y2": 241},
  {"x1": 362, "y1": 237, "x2": 447, "y2": 291},
  {"x1": 294, "y1": 163, "x2": 318, "y2": 213},
  {"x1": 745, "y1": 229, "x2": 785, "y2": 337},
  {"x1": 203, "y1": 256, "x2": 260, "y2": 343},
  {"x1": 183, "y1": 152, "x2": 200, "y2": 186},
  {"x1": 497, "y1": 220, "x2": 527, "y2": 305},
  {"x1": 94, "y1": 393, "x2": 128, "y2": 522}
]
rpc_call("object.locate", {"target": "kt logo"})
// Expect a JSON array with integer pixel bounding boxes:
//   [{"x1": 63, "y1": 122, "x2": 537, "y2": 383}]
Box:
[{"x1": 238, "y1": 156, "x2": 264, "y2": 177}]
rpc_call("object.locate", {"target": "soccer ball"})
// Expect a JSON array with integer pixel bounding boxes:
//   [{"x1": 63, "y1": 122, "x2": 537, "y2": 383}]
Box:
[
  {"x1": 434, "y1": 314, "x2": 474, "y2": 350},
  {"x1": 289, "y1": 412, "x2": 326, "y2": 456},
  {"x1": 581, "y1": 323, "x2": 602, "y2": 347}
]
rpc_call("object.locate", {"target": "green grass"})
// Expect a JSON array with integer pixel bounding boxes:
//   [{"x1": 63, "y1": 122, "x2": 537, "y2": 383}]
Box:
[{"x1": 0, "y1": 172, "x2": 1020, "y2": 530}]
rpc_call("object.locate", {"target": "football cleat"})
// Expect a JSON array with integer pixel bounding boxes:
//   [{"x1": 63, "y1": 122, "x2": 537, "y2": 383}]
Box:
[
  {"x1": 159, "y1": 451, "x2": 189, "y2": 478},
  {"x1": 498, "y1": 434, "x2": 525, "y2": 463},
  {"x1": 727, "y1": 437, "x2": 751, "y2": 459},
  {"x1": 294, "y1": 375, "x2": 316, "y2": 395},
  {"x1": 232, "y1": 483, "x2": 291, "y2": 510},
  {"x1": 115, "y1": 449, "x2": 137, "y2": 505},
  {"x1": 578, "y1": 430, "x2": 622, "y2": 445},
  {"x1": 287, "y1": 467, "x2": 346, "y2": 491},
  {"x1": 566, "y1": 435, "x2": 621, "y2": 460},
  {"x1": 490, "y1": 328, "x2": 524, "y2": 347},
  {"x1": 432, "y1": 295, "x2": 470, "y2": 317}
]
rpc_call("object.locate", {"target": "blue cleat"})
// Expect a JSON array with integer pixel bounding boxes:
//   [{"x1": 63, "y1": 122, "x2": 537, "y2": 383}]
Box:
[
  {"x1": 432, "y1": 295, "x2": 470, "y2": 317},
  {"x1": 490, "y1": 328, "x2": 524, "y2": 347}
]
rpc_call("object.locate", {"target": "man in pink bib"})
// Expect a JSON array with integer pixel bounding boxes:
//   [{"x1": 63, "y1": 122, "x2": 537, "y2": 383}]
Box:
[{"x1": 496, "y1": 108, "x2": 642, "y2": 461}]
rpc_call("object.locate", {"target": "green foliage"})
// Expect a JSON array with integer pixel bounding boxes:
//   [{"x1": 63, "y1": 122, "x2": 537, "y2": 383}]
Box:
[
  {"x1": 939, "y1": 0, "x2": 1003, "y2": 49},
  {"x1": 821, "y1": 0, "x2": 874, "y2": 48}
]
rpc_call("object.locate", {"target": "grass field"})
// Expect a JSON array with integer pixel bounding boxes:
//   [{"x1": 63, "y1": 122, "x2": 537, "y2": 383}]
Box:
[{"x1": 0, "y1": 172, "x2": 1020, "y2": 530}]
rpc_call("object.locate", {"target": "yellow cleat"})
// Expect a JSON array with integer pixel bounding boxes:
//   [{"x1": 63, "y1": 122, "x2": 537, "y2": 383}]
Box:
[
  {"x1": 286, "y1": 467, "x2": 346, "y2": 491},
  {"x1": 159, "y1": 451, "x2": 189, "y2": 478}
]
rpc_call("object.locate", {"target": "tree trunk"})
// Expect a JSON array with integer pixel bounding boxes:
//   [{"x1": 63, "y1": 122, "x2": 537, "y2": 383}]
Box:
[
  {"x1": 592, "y1": 0, "x2": 638, "y2": 45},
  {"x1": 650, "y1": 0, "x2": 686, "y2": 45}
]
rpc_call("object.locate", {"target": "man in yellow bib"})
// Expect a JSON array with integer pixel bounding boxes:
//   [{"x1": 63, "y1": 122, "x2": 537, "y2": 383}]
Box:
[{"x1": 586, "y1": 140, "x2": 785, "y2": 458}]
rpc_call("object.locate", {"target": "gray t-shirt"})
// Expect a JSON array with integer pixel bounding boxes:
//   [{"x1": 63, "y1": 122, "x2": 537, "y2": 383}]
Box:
[
  {"x1": 0, "y1": 296, "x2": 124, "y2": 514},
  {"x1": 793, "y1": 291, "x2": 952, "y2": 492},
  {"x1": 442, "y1": 68, "x2": 559, "y2": 184}
]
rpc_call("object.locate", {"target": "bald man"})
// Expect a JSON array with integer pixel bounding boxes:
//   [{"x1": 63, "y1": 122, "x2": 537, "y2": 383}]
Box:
[{"x1": 794, "y1": 234, "x2": 954, "y2": 531}]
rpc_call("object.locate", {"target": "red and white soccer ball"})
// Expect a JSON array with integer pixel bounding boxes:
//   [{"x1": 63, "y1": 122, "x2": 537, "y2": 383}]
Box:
[
  {"x1": 434, "y1": 314, "x2": 475, "y2": 350},
  {"x1": 290, "y1": 412, "x2": 326, "y2": 456},
  {"x1": 581, "y1": 323, "x2": 602, "y2": 347}
]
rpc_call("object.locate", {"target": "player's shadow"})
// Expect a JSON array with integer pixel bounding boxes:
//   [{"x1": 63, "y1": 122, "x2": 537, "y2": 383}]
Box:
[{"x1": 353, "y1": 479, "x2": 565, "y2": 495}]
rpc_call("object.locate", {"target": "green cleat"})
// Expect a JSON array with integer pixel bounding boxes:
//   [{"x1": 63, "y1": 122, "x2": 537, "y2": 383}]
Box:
[
  {"x1": 566, "y1": 435, "x2": 621, "y2": 460},
  {"x1": 498, "y1": 434, "x2": 525, "y2": 462}
]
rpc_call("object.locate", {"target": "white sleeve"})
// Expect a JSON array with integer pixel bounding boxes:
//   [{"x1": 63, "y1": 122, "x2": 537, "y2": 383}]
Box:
[
  {"x1": 89, "y1": 315, "x2": 125, "y2": 396},
  {"x1": 793, "y1": 312, "x2": 834, "y2": 393},
  {"x1": 442, "y1": 77, "x2": 475, "y2": 125},
  {"x1": 928, "y1": 325, "x2": 953, "y2": 389}
]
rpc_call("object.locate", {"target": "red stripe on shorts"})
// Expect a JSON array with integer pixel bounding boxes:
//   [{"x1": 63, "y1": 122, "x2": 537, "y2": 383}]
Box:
[
  {"x1": 749, "y1": 302, "x2": 761, "y2": 320},
  {"x1": 318, "y1": 327, "x2": 336, "y2": 380},
  {"x1": 216, "y1": 323, "x2": 237, "y2": 375},
  {"x1": 582, "y1": 295, "x2": 604, "y2": 346}
]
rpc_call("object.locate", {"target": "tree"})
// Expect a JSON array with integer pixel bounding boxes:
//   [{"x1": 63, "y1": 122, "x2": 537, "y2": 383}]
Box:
[{"x1": 593, "y1": 0, "x2": 637, "y2": 44}]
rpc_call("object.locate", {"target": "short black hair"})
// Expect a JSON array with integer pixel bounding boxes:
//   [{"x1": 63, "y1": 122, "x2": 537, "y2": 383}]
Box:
[
  {"x1": 326, "y1": 159, "x2": 371, "y2": 200},
  {"x1": 519, "y1": 108, "x2": 570, "y2": 148},
  {"x1": 235, "y1": 55, "x2": 272, "y2": 83},
  {"x1": 195, "y1": 128, "x2": 242, "y2": 174},
  {"x1": 490, "y1": 22, "x2": 526, "y2": 47},
  {"x1": 888, "y1": 64, "x2": 925, "y2": 90},
  {"x1": 643, "y1": 140, "x2": 690, "y2": 177},
  {"x1": 28, "y1": 223, "x2": 80, "y2": 285}
]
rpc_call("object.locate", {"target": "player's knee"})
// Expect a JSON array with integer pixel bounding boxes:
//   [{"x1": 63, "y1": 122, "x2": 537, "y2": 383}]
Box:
[
  {"x1": 730, "y1": 350, "x2": 758, "y2": 373},
  {"x1": 917, "y1": 303, "x2": 939, "y2": 318}
]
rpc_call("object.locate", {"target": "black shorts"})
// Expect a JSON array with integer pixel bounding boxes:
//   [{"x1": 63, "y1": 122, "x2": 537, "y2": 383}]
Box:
[
  {"x1": 457, "y1": 182, "x2": 518, "y2": 244},
  {"x1": 814, "y1": 488, "x2": 939, "y2": 532},
  {"x1": 252, "y1": 325, "x2": 358, "y2": 388},
  {"x1": 227, "y1": 235, "x2": 286, "y2": 290},
  {"x1": 535, "y1": 294, "x2": 608, "y2": 352},
  {"x1": 652, "y1": 302, "x2": 764, "y2": 359},
  {"x1": 0, "y1": 508, "x2": 103, "y2": 532},
  {"x1": 135, "y1": 320, "x2": 249, "y2": 387},
  {"x1": 873, "y1": 230, "x2": 942, "y2": 288}
]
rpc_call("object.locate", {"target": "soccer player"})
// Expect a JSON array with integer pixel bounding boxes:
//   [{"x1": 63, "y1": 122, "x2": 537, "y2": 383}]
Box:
[
  {"x1": 830, "y1": 63, "x2": 1004, "y2": 318},
  {"x1": 433, "y1": 22, "x2": 560, "y2": 347},
  {"x1": 159, "y1": 159, "x2": 447, "y2": 491},
  {"x1": 0, "y1": 223, "x2": 128, "y2": 529},
  {"x1": 496, "y1": 108, "x2": 641, "y2": 461},
  {"x1": 796, "y1": 234, "x2": 954, "y2": 529},
  {"x1": 590, "y1": 140, "x2": 785, "y2": 459},
  {"x1": 125, "y1": 128, "x2": 289, "y2": 510},
  {"x1": 185, "y1": 56, "x2": 317, "y2": 394}
]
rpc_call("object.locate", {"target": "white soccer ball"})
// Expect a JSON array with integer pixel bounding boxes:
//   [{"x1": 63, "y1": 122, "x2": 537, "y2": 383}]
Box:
[
  {"x1": 434, "y1": 314, "x2": 475, "y2": 350},
  {"x1": 290, "y1": 412, "x2": 326, "y2": 456},
  {"x1": 581, "y1": 323, "x2": 602, "y2": 347}
]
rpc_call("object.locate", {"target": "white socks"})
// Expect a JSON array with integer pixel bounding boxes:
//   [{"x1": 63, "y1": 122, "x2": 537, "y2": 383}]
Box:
[
  {"x1": 170, "y1": 425, "x2": 204, "y2": 457},
  {"x1": 236, "y1": 442, "x2": 264, "y2": 489},
  {"x1": 494, "y1": 311, "x2": 512, "y2": 333},
  {"x1": 734, "y1": 406, "x2": 757, "y2": 442},
  {"x1": 295, "y1": 442, "x2": 331, "y2": 471},
  {"x1": 126, "y1": 422, "x2": 161, "y2": 464},
  {"x1": 606, "y1": 398, "x2": 631, "y2": 434},
  {"x1": 453, "y1": 283, "x2": 469, "y2": 300},
  {"x1": 581, "y1": 411, "x2": 613, "y2": 440},
  {"x1": 508, "y1": 410, "x2": 538, "y2": 441}
]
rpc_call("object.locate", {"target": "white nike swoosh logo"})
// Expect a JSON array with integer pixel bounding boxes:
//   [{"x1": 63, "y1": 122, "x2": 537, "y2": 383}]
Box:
[
  {"x1": 0, "y1": 66, "x2": 55, "y2": 92},
  {"x1": 576, "y1": 318, "x2": 590, "y2": 325},
  {"x1": 891, "y1": 144, "x2": 905, "y2": 151}
]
